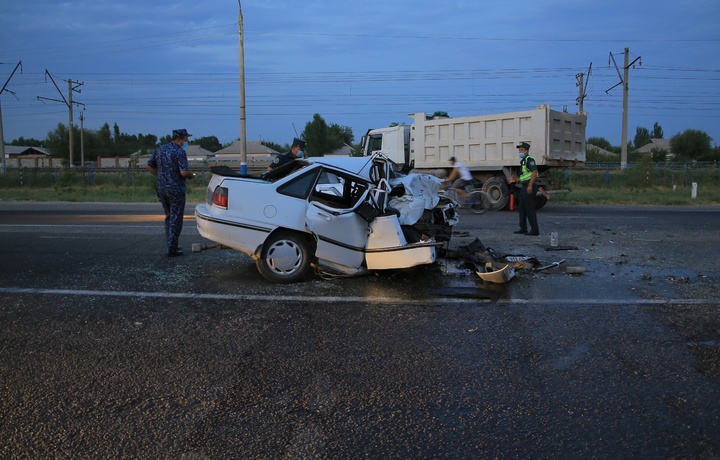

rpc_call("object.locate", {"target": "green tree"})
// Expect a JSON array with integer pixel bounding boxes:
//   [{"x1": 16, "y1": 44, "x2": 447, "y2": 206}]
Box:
[
  {"x1": 98, "y1": 123, "x2": 113, "y2": 154},
  {"x1": 650, "y1": 148, "x2": 669, "y2": 163},
  {"x1": 10, "y1": 137, "x2": 43, "y2": 147},
  {"x1": 302, "y1": 114, "x2": 354, "y2": 156},
  {"x1": 328, "y1": 123, "x2": 354, "y2": 146},
  {"x1": 670, "y1": 129, "x2": 712, "y2": 161},
  {"x1": 113, "y1": 123, "x2": 121, "y2": 144},
  {"x1": 44, "y1": 123, "x2": 69, "y2": 158},
  {"x1": 652, "y1": 122, "x2": 664, "y2": 139},
  {"x1": 192, "y1": 135, "x2": 222, "y2": 152},
  {"x1": 261, "y1": 140, "x2": 287, "y2": 154},
  {"x1": 302, "y1": 114, "x2": 330, "y2": 157},
  {"x1": 634, "y1": 126, "x2": 651, "y2": 149}
]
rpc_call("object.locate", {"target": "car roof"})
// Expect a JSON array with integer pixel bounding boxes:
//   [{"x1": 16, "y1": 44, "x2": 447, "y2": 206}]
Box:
[{"x1": 308, "y1": 156, "x2": 376, "y2": 178}]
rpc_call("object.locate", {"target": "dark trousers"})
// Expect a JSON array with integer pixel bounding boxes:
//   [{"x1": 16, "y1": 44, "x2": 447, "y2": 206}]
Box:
[
  {"x1": 518, "y1": 182, "x2": 539, "y2": 234},
  {"x1": 158, "y1": 190, "x2": 186, "y2": 253}
]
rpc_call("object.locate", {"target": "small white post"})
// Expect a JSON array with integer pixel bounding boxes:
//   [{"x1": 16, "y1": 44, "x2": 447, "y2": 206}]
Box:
[{"x1": 691, "y1": 182, "x2": 698, "y2": 199}]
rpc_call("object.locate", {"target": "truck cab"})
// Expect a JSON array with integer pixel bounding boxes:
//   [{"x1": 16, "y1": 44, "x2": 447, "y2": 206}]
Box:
[{"x1": 361, "y1": 125, "x2": 411, "y2": 169}]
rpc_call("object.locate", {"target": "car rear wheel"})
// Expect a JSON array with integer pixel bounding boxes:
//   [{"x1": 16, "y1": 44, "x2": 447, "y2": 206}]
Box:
[{"x1": 256, "y1": 230, "x2": 313, "y2": 283}]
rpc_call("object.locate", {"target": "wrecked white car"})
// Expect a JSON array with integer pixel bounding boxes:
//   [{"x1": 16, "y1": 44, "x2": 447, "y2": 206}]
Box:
[{"x1": 194, "y1": 154, "x2": 457, "y2": 283}]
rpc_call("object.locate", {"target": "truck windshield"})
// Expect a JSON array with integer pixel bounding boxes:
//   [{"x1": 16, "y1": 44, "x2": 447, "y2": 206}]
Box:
[{"x1": 367, "y1": 135, "x2": 383, "y2": 152}]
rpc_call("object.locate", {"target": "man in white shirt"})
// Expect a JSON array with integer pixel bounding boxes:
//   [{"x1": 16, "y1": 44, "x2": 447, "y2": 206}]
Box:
[{"x1": 446, "y1": 156, "x2": 473, "y2": 201}]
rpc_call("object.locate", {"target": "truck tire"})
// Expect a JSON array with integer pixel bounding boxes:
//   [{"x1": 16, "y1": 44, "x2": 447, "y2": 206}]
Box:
[
  {"x1": 481, "y1": 177, "x2": 509, "y2": 211},
  {"x1": 256, "y1": 230, "x2": 313, "y2": 283}
]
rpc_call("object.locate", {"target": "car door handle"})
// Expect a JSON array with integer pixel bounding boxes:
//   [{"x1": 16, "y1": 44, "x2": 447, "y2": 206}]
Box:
[{"x1": 316, "y1": 211, "x2": 332, "y2": 222}]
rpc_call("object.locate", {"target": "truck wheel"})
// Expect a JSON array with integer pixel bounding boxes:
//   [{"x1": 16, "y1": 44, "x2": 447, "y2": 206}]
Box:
[
  {"x1": 256, "y1": 230, "x2": 313, "y2": 283},
  {"x1": 481, "y1": 177, "x2": 509, "y2": 211},
  {"x1": 534, "y1": 195, "x2": 548, "y2": 210}
]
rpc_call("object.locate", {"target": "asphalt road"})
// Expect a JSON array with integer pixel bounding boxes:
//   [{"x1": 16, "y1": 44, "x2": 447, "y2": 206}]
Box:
[{"x1": 1, "y1": 201, "x2": 719, "y2": 458}]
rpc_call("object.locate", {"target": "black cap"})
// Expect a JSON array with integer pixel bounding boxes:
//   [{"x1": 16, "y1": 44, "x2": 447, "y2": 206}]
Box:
[
  {"x1": 516, "y1": 142, "x2": 530, "y2": 150},
  {"x1": 292, "y1": 137, "x2": 307, "y2": 149},
  {"x1": 172, "y1": 129, "x2": 192, "y2": 139},
  {"x1": 449, "y1": 156, "x2": 456, "y2": 162}
]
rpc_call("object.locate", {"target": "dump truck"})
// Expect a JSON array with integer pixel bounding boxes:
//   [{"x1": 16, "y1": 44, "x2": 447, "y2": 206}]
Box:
[{"x1": 360, "y1": 105, "x2": 587, "y2": 210}]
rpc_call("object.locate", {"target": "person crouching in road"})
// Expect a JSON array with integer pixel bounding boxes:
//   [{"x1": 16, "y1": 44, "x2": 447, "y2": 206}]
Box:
[
  {"x1": 146, "y1": 128, "x2": 196, "y2": 257},
  {"x1": 266, "y1": 137, "x2": 306, "y2": 173},
  {"x1": 513, "y1": 142, "x2": 540, "y2": 236}
]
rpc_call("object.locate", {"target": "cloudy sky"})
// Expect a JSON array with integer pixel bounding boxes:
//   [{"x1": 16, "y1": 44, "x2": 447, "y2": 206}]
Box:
[{"x1": 1, "y1": 0, "x2": 719, "y2": 148}]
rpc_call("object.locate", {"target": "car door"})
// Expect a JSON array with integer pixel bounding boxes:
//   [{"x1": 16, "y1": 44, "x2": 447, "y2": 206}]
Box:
[{"x1": 305, "y1": 168, "x2": 372, "y2": 271}]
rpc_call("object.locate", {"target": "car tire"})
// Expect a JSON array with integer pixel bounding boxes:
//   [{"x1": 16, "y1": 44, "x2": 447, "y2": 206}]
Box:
[{"x1": 256, "y1": 230, "x2": 313, "y2": 283}]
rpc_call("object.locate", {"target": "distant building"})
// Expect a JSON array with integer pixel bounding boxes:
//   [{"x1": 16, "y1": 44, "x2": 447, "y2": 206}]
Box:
[
  {"x1": 2, "y1": 145, "x2": 55, "y2": 168},
  {"x1": 213, "y1": 140, "x2": 280, "y2": 168},
  {"x1": 3, "y1": 145, "x2": 52, "y2": 158},
  {"x1": 325, "y1": 144, "x2": 355, "y2": 157},
  {"x1": 185, "y1": 144, "x2": 214, "y2": 161},
  {"x1": 636, "y1": 139, "x2": 672, "y2": 154},
  {"x1": 586, "y1": 144, "x2": 616, "y2": 157}
]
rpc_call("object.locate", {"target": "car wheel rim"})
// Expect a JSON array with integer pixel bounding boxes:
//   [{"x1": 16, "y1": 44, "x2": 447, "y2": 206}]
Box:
[{"x1": 266, "y1": 240, "x2": 303, "y2": 274}]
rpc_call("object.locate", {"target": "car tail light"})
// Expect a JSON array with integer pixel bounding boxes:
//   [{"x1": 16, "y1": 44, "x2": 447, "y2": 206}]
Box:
[{"x1": 212, "y1": 186, "x2": 228, "y2": 209}]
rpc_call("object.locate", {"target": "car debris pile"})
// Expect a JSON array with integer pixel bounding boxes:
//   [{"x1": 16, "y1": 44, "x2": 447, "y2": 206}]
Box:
[{"x1": 444, "y1": 237, "x2": 586, "y2": 284}]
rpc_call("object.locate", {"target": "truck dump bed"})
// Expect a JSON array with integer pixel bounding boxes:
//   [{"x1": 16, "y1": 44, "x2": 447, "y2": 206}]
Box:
[{"x1": 410, "y1": 105, "x2": 586, "y2": 170}]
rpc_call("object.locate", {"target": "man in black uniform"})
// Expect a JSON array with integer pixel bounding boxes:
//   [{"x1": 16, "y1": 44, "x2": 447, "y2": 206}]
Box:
[
  {"x1": 513, "y1": 142, "x2": 540, "y2": 236},
  {"x1": 266, "y1": 137, "x2": 306, "y2": 173},
  {"x1": 146, "y1": 128, "x2": 196, "y2": 256}
]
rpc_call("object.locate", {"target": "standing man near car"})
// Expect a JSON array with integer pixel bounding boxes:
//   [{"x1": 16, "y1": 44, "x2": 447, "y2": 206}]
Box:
[
  {"x1": 513, "y1": 142, "x2": 540, "y2": 236},
  {"x1": 146, "y1": 128, "x2": 196, "y2": 257},
  {"x1": 266, "y1": 137, "x2": 306, "y2": 173}
]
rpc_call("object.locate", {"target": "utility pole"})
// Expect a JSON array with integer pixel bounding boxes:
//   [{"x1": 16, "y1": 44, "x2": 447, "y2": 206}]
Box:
[
  {"x1": 576, "y1": 62, "x2": 591, "y2": 114},
  {"x1": 38, "y1": 71, "x2": 84, "y2": 167},
  {"x1": 238, "y1": 0, "x2": 247, "y2": 175},
  {"x1": 0, "y1": 61, "x2": 23, "y2": 174},
  {"x1": 68, "y1": 80, "x2": 74, "y2": 166},
  {"x1": 621, "y1": 48, "x2": 629, "y2": 169},
  {"x1": 80, "y1": 111, "x2": 85, "y2": 166},
  {"x1": 606, "y1": 48, "x2": 641, "y2": 170}
]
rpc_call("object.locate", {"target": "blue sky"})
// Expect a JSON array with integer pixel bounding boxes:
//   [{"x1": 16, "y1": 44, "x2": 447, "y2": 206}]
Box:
[{"x1": 1, "y1": 0, "x2": 719, "y2": 148}]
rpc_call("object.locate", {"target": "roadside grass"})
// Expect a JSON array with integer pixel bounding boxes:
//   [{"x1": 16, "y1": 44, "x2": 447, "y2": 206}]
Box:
[
  {"x1": 553, "y1": 185, "x2": 720, "y2": 205},
  {"x1": 0, "y1": 165, "x2": 718, "y2": 205}
]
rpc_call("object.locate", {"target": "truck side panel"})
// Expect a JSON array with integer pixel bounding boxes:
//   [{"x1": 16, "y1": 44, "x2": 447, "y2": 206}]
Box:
[{"x1": 409, "y1": 106, "x2": 586, "y2": 170}]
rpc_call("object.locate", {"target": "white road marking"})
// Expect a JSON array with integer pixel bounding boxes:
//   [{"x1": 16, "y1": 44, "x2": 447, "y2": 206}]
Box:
[{"x1": 0, "y1": 287, "x2": 713, "y2": 306}]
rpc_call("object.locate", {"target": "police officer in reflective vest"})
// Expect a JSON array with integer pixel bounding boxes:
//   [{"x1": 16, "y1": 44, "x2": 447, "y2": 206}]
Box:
[
  {"x1": 513, "y1": 142, "x2": 540, "y2": 236},
  {"x1": 146, "y1": 128, "x2": 196, "y2": 257}
]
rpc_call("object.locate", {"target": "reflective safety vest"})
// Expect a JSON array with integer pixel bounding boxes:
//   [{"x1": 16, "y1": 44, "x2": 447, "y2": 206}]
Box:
[{"x1": 520, "y1": 155, "x2": 535, "y2": 182}]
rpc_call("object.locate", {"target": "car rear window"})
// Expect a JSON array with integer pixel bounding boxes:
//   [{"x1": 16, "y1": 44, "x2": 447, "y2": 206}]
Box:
[{"x1": 277, "y1": 169, "x2": 318, "y2": 199}]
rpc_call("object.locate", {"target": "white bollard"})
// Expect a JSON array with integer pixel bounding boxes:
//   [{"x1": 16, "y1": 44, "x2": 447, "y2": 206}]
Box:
[{"x1": 691, "y1": 182, "x2": 698, "y2": 199}]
